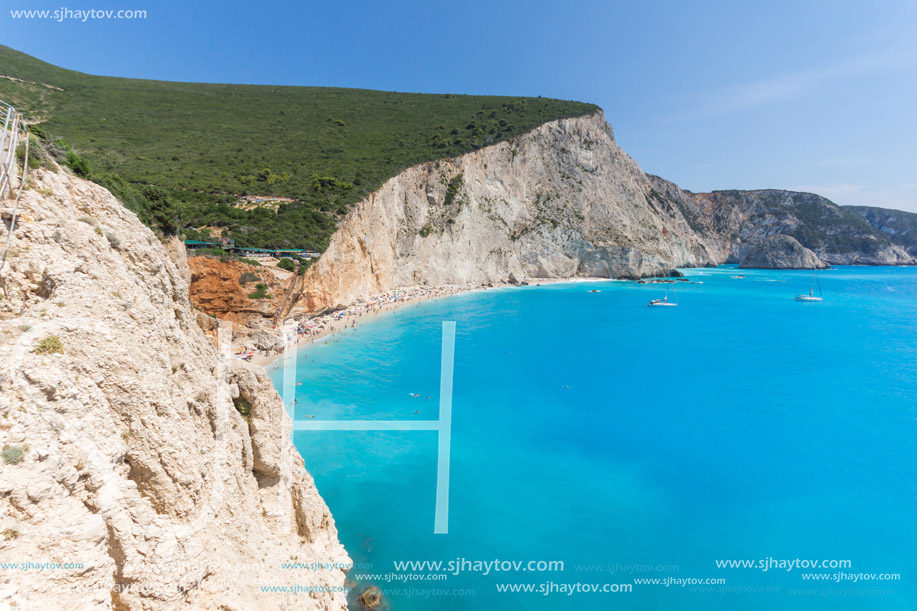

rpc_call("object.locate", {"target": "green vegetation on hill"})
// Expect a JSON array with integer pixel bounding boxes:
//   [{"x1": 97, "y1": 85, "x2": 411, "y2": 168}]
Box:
[
  {"x1": 0, "y1": 45, "x2": 598, "y2": 250},
  {"x1": 846, "y1": 205, "x2": 917, "y2": 255}
]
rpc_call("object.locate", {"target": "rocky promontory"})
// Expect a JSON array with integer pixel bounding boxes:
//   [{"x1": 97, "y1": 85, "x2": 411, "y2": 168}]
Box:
[
  {"x1": 687, "y1": 189, "x2": 916, "y2": 266},
  {"x1": 739, "y1": 235, "x2": 829, "y2": 269},
  {"x1": 297, "y1": 111, "x2": 720, "y2": 311},
  {"x1": 295, "y1": 112, "x2": 912, "y2": 313}
]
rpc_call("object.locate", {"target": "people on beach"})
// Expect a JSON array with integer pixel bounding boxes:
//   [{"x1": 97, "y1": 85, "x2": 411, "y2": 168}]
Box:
[{"x1": 235, "y1": 283, "x2": 473, "y2": 362}]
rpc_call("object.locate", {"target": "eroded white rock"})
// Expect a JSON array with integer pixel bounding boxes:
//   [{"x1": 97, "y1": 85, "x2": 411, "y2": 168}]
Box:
[{"x1": 0, "y1": 168, "x2": 349, "y2": 610}]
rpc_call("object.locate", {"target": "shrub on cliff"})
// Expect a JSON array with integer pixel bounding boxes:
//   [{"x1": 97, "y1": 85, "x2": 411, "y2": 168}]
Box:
[
  {"x1": 91, "y1": 173, "x2": 184, "y2": 236},
  {"x1": 2, "y1": 445, "x2": 26, "y2": 465},
  {"x1": 248, "y1": 283, "x2": 271, "y2": 299},
  {"x1": 34, "y1": 335, "x2": 63, "y2": 355},
  {"x1": 64, "y1": 149, "x2": 92, "y2": 178},
  {"x1": 444, "y1": 173, "x2": 464, "y2": 207},
  {"x1": 234, "y1": 397, "x2": 252, "y2": 419},
  {"x1": 277, "y1": 258, "x2": 296, "y2": 272}
]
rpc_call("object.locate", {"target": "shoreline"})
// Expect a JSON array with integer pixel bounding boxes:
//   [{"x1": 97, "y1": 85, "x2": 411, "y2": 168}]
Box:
[{"x1": 248, "y1": 276, "x2": 611, "y2": 371}]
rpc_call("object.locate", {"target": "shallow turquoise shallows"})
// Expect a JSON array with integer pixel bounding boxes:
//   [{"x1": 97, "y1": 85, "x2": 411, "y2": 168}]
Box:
[{"x1": 268, "y1": 266, "x2": 917, "y2": 610}]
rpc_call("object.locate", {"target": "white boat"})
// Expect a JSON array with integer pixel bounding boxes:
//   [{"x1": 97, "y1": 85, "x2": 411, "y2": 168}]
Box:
[
  {"x1": 648, "y1": 274, "x2": 678, "y2": 307},
  {"x1": 647, "y1": 295, "x2": 678, "y2": 307},
  {"x1": 795, "y1": 269, "x2": 823, "y2": 302}
]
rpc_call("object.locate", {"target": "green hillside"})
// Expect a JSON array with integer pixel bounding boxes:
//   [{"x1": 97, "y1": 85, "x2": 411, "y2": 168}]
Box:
[
  {"x1": 846, "y1": 205, "x2": 917, "y2": 255},
  {"x1": 0, "y1": 45, "x2": 598, "y2": 250}
]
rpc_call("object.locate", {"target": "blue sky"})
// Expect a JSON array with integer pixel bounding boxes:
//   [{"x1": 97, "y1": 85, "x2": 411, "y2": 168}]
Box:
[{"x1": 4, "y1": 0, "x2": 917, "y2": 211}]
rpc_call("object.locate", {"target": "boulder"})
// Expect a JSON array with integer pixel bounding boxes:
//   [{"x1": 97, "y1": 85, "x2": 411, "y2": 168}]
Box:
[
  {"x1": 359, "y1": 586, "x2": 382, "y2": 608},
  {"x1": 251, "y1": 329, "x2": 284, "y2": 351}
]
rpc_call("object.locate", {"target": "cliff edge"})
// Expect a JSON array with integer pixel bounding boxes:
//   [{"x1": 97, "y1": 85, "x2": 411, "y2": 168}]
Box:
[
  {"x1": 0, "y1": 169, "x2": 349, "y2": 610},
  {"x1": 298, "y1": 111, "x2": 719, "y2": 311}
]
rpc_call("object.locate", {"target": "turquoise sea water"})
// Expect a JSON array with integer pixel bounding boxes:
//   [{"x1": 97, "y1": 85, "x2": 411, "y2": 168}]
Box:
[{"x1": 268, "y1": 266, "x2": 917, "y2": 610}]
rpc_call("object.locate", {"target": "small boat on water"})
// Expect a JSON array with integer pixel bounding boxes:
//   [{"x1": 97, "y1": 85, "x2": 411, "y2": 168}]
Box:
[
  {"x1": 795, "y1": 269, "x2": 823, "y2": 302},
  {"x1": 648, "y1": 272, "x2": 678, "y2": 307},
  {"x1": 647, "y1": 295, "x2": 677, "y2": 307}
]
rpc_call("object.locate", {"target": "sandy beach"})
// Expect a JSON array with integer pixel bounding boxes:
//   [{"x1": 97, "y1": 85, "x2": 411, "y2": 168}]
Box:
[{"x1": 245, "y1": 277, "x2": 610, "y2": 370}]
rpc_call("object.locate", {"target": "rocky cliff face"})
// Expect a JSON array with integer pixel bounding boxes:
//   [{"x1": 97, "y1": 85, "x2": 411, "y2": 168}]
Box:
[
  {"x1": 686, "y1": 189, "x2": 916, "y2": 266},
  {"x1": 0, "y1": 169, "x2": 349, "y2": 610},
  {"x1": 188, "y1": 257, "x2": 282, "y2": 324},
  {"x1": 846, "y1": 205, "x2": 917, "y2": 258},
  {"x1": 296, "y1": 113, "x2": 914, "y2": 311},
  {"x1": 299, "y1": 111, "x2": 719, "y2": 310},
  {"x1": 184, "y1": 256, "x2": 309, "y2": 352},
  {"x1": 739, "y1": 235, "x2": 828, "y2": 269}
]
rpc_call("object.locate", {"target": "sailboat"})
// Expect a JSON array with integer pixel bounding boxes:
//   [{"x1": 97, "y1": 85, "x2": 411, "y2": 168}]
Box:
[
  {"x1": 795, "y1": 269, "x2": 823, "y2": 302},
  {"x1": 648, "y1": 273, "x2": 678, "y2": 307}
]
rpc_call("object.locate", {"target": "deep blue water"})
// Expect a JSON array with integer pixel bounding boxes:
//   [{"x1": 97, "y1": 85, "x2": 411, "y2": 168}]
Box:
[{"x1": 268, "y1": 266, "x2": 917, "y2": 610}]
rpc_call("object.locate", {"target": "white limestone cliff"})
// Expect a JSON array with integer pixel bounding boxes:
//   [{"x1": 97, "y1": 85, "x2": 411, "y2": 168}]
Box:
[
  {"x1": 298, "y1": 111, "x2": 719, "y2": 311},
  {"x1": 0, "y1": 169, "x2": 349, "y2": 610},
  {"x1": 295, "y1": 111, "x2": 914, "y2": 312}
]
